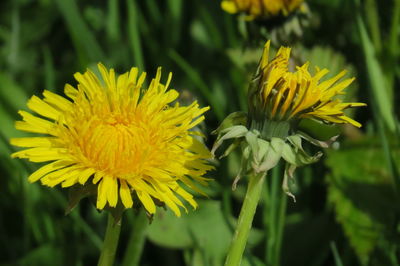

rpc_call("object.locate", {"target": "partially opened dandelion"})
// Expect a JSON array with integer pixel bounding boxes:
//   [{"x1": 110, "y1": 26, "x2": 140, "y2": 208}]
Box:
[
  {"x1": 221, "y1": 0, "x2": 304, "y2": 19},
  {"x1": 11, "y1": 63, "x2": 214, "y2": 265},
  {"x1": 212, "y1": 40, "x2": 366, "y2": 266}
]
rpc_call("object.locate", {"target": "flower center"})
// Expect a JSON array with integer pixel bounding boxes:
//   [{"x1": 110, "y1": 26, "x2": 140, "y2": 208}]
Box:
[{"x1": 78, "y1": 117, "x2": 152, "y2": 177}]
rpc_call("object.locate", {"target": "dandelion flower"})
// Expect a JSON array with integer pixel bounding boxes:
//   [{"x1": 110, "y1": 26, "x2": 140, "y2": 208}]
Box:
[
  {"x1": 248, "y1": 40, "x2": 366, "y2": 138},
  {"x1": 221, "y1": 0, "x2": 304, "y2": 19},
  {"x1": 217, "y1": 39, "x2": 366, "y2": 266},
  {"x1": 213, "y1": 40, "x2": 366, "y2": 197},
  {"x1": 11, "y1": 63, "x2": 214, "y2": 216}
]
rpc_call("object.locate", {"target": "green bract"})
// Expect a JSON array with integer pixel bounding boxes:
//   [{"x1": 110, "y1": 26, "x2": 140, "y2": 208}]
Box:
[{"x1": 212, "y1": 112, "x2": 333, "y2": 200}]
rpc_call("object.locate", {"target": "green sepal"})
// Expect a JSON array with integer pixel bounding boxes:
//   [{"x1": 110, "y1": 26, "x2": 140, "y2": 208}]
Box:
[
  {"x1": 244, "y1": 130, "x2": 261, "y2": 163},
  {"x1": 279, "y1": 135, "x2": 323, "y2": 201},
  {"x1": 219, "y1": 138, "x2": 242, "y2": 159},
  {"x1": 278, "y1": 135, "x2": 322, "y2": 201},
  {"x1": 255, "y1": 138, "x2": 285, "y2": 173},
  {"x1": 299, "y1": 131, "x2": 338, "y2": 148},
  {"x1": 298, "y1": 118, "x2": 341, "y2": 141},
  {"x1": 66, "y1": 183, "x2": 97, "y2": 215},
  {"x1": 283, "y1": 135, "x2": 323, "y2": 166},
  {"x1": 232, "y1": 145, "x2": 252, "y2": 190},
  {"x1": 282, "y1": 163, "x2": 297, "y2": 202},
  {"x1": 211, "y1": 125, "x2": 248, "y2": 156},
  {"x1": 211, "y1": 111, "x2": 248, "y2": 136},
  {"x1": 106, "y1": 199, "x2": 127, "y2": 225}
]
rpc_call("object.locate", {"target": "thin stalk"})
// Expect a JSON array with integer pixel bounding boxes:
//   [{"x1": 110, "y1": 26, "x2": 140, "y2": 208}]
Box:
[
  {"x1": 274, "y1": 190, "x2": 287, "y2": 266},
  {"x1": 263, "y1": 174, "x2": 271, "y2": 263},
  {"x1": 98, "y1": 214, "x2": 121, "y2": 266},
  {"x1": 330, "y1": 241, "x2": 344, "y2": 266},
  {"x1": 389, "y1": 0, "x2": 400, "y2": 57},
  {"x1": 266, "y1": 166, "x2": 279, "y2": 265},
  {"x1": 389, "y1": 244, "x2": 400, "y2": 266},
  {"x1": 265, "y1": 164, "x2": 287, "y2": 266},
  {"x1": 387, "y1": 0, "x2": 400, "y2": 91},
  {"x1": 122, "y1": 209, "x2": 149, "y2": 266},
  {"x1": 225, "y1": 171, "x2": 266, "y2": 266},
  {"x1": 365, "y1": 0, "x2": 381, "y2": 53}
]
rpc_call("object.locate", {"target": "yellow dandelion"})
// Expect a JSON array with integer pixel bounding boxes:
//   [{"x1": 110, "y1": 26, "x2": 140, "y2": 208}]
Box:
[
  {"x1": 10, "y1": 63, "x2": 214, "y2": 217},
  {"x1": 248, "y1": 40, "x2": 366, "y2": 131},
  {"x1": 221, "y1": 0, "x2": 304, "y2": 19}
]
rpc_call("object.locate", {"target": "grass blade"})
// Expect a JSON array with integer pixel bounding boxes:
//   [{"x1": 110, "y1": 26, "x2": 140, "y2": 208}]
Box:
[
  {"x1": 54, "y1": 0, "x2": 105, "y2": 65},
  {"x1": 127, "y1": 0, "x2": 145, "y2": 70},
  {"x1": 356, "y1": 9, "x2": 396, "y2": 132}
]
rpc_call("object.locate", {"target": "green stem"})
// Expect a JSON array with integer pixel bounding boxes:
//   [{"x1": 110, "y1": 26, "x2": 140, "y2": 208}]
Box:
[
  {"x1": 330, "y1": 241, "x2": 344, "y2": 266},
  {"x1": 389, "y1": 0, "x2": 400, "y2": 57},
  {"x1": 98, "y1": 214, "x2": 121, "y2": 266},
  {"x1": 225, "y1": 171, "x2": 266, "y2": 266},
  {"x1": 266, "y1": 167, "x2": 279, "y2": 265},
  {"x1": 263, "y1": 176, "x2": 271, "y2": 263},
  {"x1": 274, "y1": 191, "x2": 287, "y2": 266},
  {"x1": 122, "y1": 209, "x2": 149, "y2": 266},
  {"x1": 265, "y1": 164, "x2": 287, "y2": 266}
]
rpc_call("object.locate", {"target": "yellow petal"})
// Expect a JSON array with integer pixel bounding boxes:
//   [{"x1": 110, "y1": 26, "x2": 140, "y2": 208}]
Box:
[
  {"x1": 105, "y1": 176, "x2": 118, "y2": 207},
  {"x1": 221, "y1": 1, "x2": 238, "y2": 14},
  {"x1": 27, "y1": 160, "x2": 73, "y2": 183},
  {"x1": 41, "y1": 166, "x2": 81, "y2": 187},
  {"x1": 27, "y1": 95, "x2": 61, "y2": 121},
  {"x1": 64, "y1": 84, "x2": 78, "y2": 100},
  {"x1": 175, "y1": 187, "x2": 198, "y2": 209},
  {"x1": 17, "y1": 111, "x2": 55, "y2": 134},
  {"x1": 96, "y1": 179, "x2": 107, "y2": 209},
  {"x1": 61, "y1": 169, "x2": 83, "y2": 187},
  {"x1": 120, "y1": 180, "x2": 133, "y2": 208},
  {"x1": 10, "y1": 137, "x2": 57, "y2": 148},
  {"x1": 43, "y1": 90, "x2": 73, "y2": 111},
  {"x1": 11, "y1": 147, "x2": 68, "y2": 162},
  {"x1": 136, "y1": 190, "x2": 156, "y2": 214},
  {"x1": 78, "y1": 168, "x2": 96, "y2": 184}
]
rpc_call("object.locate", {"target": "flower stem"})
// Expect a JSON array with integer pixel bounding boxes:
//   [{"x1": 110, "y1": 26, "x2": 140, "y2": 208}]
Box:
[
  {"x1": 265, "y1": 164, "x2": 287, "y2": 266},
  {"x1": 225, "y1": 171, "x2": 266, "y2": 266},
  {"x1": 122, "y1": 209, "x2": 149, "y2": 266},
  {"x1": 98, "y1": 214, "x2": 121, "y2": 266}
]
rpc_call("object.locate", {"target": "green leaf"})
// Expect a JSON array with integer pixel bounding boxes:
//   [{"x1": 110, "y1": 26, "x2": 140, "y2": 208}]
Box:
[
  {"x1": 17, "y1": 244, "x2": 62, "y2": 266},
  {"x1": 147, "y1": 200, "x2": 232, "y2": 264},
  {"x1": 186, "y1": 201, "x2": 232, "y2": 264},
  {"x1": 326, "y1": 140, "x2": 400, "y2": 264},
  {"x1": 147, "y1": 200, "x2": 265, "y2": 265},
  {"x1": 147, "y1": 207, "x2": 193, "y2": 249}
]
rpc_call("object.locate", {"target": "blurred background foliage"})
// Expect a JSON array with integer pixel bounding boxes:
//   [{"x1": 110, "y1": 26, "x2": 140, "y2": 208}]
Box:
[{"x1": 0, "y1": 0, "x2": 399, "y2": 265}]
